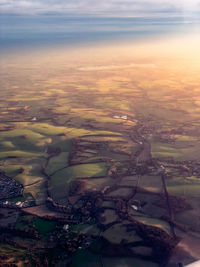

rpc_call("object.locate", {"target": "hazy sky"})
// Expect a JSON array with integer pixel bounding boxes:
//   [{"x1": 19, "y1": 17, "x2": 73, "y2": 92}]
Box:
[{"x1": 1, "y1": 0, "x2": 200, "y2": 15}]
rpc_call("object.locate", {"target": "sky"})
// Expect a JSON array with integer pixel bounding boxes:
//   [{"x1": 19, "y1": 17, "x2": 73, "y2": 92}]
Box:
[{"x1": 0, "y1": 0, "x2": 200, "y2": 16}]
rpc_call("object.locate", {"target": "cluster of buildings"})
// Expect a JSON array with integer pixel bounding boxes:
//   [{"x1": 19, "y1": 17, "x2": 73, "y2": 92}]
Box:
[
  {"x1": 113, "y1": 115, "x2": 128, "y2": 120},
  {"x1": 0, "y1": 172, "x2": 23, "y2": 201}
]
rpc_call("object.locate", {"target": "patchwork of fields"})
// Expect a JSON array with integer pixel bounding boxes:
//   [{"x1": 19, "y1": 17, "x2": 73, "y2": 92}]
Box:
[{"x1": 0, "y1": 46, "x2": 200, "y2": 266}]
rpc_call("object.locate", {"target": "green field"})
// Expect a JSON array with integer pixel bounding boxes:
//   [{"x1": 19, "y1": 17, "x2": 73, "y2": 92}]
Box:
[
  {"x1": 45, "y1": 152, "x2": 69, "y2": 175},
  {"x1": 49, "y1": 163, "x2": 108, "y2": 201},
  {"x1": 102, "y1": 223, "x2": 142, "y2": 244}
]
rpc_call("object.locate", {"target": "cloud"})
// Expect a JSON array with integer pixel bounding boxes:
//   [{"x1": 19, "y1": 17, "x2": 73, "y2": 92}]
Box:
[
  {"x1": 0, "y1": 0, "x2": 200, "y2": 15},
  {"x1": 77, "y1": 63, "x2": 156, "y2": 71}
]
